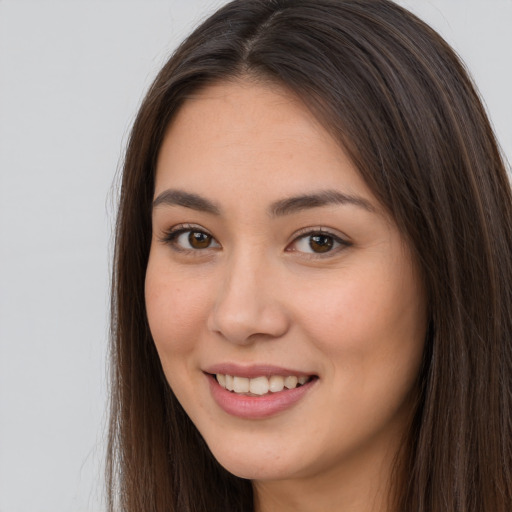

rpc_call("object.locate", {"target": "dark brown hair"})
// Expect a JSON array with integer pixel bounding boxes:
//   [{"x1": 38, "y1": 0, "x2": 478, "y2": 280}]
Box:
[{"x1": 108, "y1": 1, "x2": 512, "y2": 510}]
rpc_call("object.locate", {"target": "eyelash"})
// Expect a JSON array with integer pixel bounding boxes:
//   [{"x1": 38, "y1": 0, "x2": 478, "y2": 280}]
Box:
[
  {"x1": 160, "y1": 224, "x2": 351, "y2": 258},
  {"x1": 160, "y1": 224, "x2": 220, "y2": 255},
  {"x1": 287, "y1": 227, "x2": 351, "y2": 258}
]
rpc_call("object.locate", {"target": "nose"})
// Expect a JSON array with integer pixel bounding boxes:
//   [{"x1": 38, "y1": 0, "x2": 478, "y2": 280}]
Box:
[{"x1": 207, "y1": 252, "x2": 290, "y2": 345}]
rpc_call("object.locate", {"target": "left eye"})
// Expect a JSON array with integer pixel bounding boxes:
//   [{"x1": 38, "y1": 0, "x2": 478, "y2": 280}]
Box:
[
  {"x1": 166, "y1": 229, "x2": 221, "y2": 251},
  {"x1": 290, "y1": 232, "x2": 346, "y2": 254}
]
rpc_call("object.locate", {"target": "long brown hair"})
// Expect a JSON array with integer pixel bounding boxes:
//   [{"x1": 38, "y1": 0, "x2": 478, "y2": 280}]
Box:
[{"x1": 108, "y1": 1, "x2": 512, "y2": 510}]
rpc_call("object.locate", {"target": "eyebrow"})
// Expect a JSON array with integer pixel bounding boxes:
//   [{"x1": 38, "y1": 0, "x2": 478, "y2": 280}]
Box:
[
  {"x1": 152, "y1": 188, "x2": 374, "y2": 216},
  {"x1": 269, "y1": 190, "x2": 375, "y2": 217},
  {"x1": 152, "y1": 189, "x2": 221, "y2": 215}
]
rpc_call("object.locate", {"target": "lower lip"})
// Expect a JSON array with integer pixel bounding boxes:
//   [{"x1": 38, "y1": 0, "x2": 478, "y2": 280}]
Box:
[{"x1": 207, "y1": 374, "x2": 317, "y2": 419}]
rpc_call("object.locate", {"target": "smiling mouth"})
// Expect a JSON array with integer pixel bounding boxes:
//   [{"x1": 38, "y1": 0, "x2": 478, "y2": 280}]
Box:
[{"x1": 214, "y1": 374, "x2": 316, "y2": 396}]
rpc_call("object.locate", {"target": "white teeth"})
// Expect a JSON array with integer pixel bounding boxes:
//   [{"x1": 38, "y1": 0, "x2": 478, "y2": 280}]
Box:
[
  {"x1": 269, "y1": 375, "x2": 284, "y2": 392},
  {"x1": 225, "y1": 374, "x2": 234, "y2": 391},
  {"x1": 284, "y1": 376, "x2": 298, "y2": 389},
  {"x1": 249, "y1": 376, "x2": 269, "y2": 395},
  {"x1": 215, "y1": 373, "x2": 311, "y2": 394},
  {"x1": 233, "y1": 376, "x2": 250, "y2": 393}
]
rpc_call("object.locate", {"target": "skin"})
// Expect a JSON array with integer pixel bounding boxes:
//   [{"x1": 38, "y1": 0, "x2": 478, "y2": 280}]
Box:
[{"x1": 145, "y1": 79, "x2": 427, "y2": 512}]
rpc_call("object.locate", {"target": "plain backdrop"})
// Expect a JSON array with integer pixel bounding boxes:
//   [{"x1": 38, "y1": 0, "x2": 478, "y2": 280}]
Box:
[{"x1": 0, "y1": 1, "x2": 510, "y2": 511}]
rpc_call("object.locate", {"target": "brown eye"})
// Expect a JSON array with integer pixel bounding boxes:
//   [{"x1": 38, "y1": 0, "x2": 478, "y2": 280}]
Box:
[
  {"x1": 188, "y1": 231, "x2": 213, "y2": 249},
  {"x1": 164, "y1": 227, "x2": 221, "y2": 251},
  {"x1": 309, "y1": 234, "x2": 334, "y2": 253},
  {"x1": 289, "y1": 230, "x2": 349, "y2": 256}
]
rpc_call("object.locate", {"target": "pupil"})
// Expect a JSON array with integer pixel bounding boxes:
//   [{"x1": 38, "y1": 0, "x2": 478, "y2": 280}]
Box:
[
  {"x1": 189, "y1": 231, "x2": 211, "y2": 249},
  {"x1": 310, "y1": 235, "x2": 333, "y2": 253}
]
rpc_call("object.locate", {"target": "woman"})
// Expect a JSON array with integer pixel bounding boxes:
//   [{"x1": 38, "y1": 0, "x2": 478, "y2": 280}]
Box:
[{"x1": 107, "y1": 1, "x2": 512, "y2": 510}]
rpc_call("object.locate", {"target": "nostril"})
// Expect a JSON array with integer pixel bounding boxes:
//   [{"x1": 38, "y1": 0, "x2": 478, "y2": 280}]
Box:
[{"x1": 207, "y1": 298, "x2": 290, "y2": 345}]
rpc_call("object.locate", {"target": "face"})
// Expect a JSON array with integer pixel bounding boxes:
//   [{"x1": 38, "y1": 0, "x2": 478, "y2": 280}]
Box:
[{"x1": 145, "y1": 80, "x2": 427, "y2": 487}]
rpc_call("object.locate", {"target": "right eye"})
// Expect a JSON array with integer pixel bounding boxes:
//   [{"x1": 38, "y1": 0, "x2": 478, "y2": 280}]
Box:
[{"x1": 162, "y1": 226, "x2": 221, "y2": 252}]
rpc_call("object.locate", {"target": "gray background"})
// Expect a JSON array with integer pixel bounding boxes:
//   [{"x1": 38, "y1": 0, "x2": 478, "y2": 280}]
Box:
[{"x1": 0, "y1": 1, "x2": 510, "y2": 511}]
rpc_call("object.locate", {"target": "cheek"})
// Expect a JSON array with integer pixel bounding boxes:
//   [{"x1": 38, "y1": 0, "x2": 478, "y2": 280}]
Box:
[
  {"x1": 291, "y1": 258, "x2": 426, "y2": 375},
  {"x1": 144, "y1": 255, "x2": 212, "y2": 358},
  {"x1": 292, "y1": 264, "x2": 426, "y2": 442}
]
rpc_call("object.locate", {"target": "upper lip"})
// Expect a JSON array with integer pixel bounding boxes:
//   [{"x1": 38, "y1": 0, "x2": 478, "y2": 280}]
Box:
[{"x1": 204, "y1": 363, "x2": 316, "y2": 379}]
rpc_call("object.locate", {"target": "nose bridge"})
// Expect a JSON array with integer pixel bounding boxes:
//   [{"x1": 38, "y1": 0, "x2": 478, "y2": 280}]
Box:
[{"x1": 208, "y1": 245, "x2": 288, "y2": 344}]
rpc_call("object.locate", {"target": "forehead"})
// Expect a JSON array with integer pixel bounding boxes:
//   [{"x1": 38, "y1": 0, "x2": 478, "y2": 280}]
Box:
[{"x1": 154, "y1": 79, "x2": 373, "y2": 207}]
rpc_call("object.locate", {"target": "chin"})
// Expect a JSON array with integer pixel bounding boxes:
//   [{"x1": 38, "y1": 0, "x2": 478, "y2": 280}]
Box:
[
  {"x1": 206, "y1": 438, "x2": 301, "y2": 481},
  {"x1": 216, "y1": 458, "x2": 292, "y2": 481}
]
